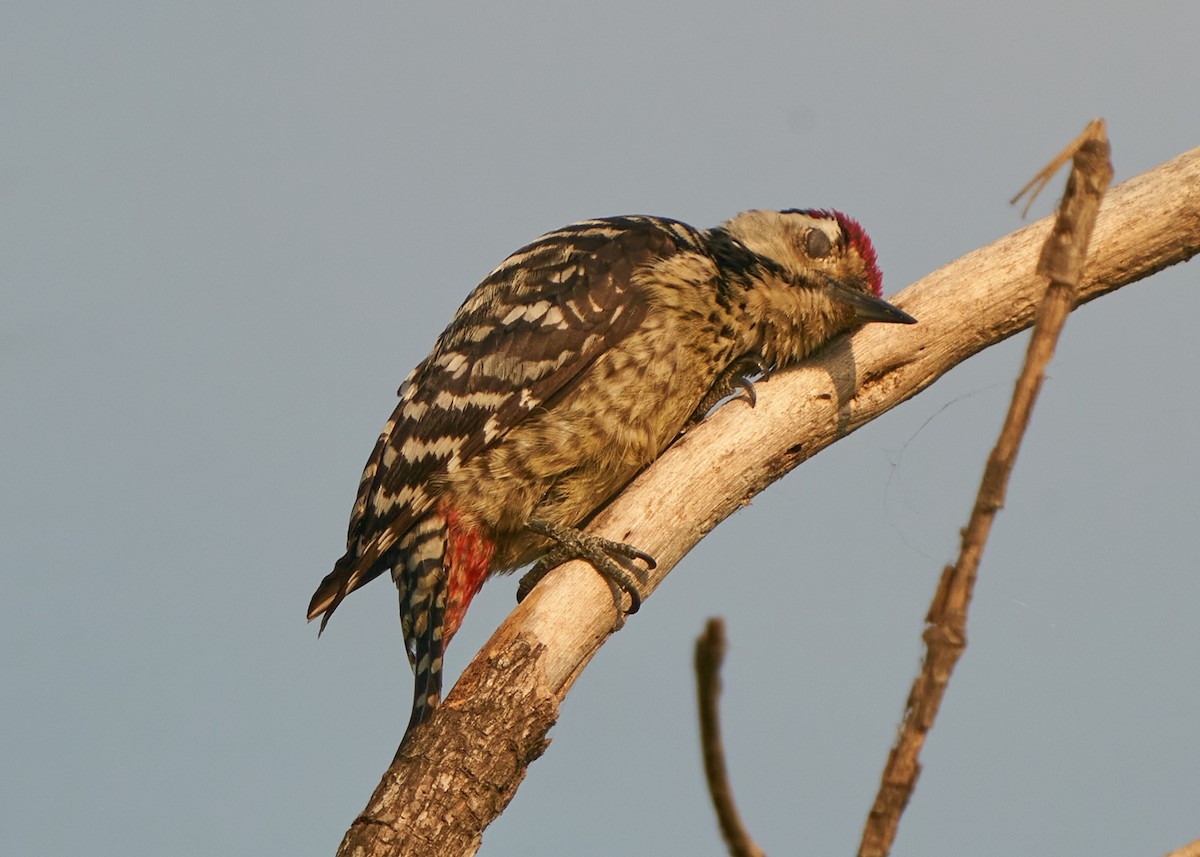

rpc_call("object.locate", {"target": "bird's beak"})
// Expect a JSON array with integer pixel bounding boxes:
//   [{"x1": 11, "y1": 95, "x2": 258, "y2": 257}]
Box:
[{"x1": 823, "y1": 275, "x2": 916, "y2": 325}]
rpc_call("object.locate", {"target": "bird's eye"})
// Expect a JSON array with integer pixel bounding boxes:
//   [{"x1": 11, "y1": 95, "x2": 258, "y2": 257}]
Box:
[{"x1": 805, "y1": 228, "x2": 832, "y2": 259}]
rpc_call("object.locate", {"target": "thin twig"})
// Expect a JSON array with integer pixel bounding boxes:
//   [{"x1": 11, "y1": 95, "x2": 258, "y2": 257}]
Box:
[
  {"x1": 695, "y1": 619, "x2": 766, "y2": 857},
  {"x1": 1010, "y1": 119, "x2": 1107, "y2": 217},
  {"x1": 857, "y1": 121, "x2": 1113, "y2": 857}
]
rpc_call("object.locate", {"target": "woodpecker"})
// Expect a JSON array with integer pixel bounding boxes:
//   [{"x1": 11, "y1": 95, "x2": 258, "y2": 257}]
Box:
[{"x1": 309, "y1": 210, "x2": 915, "y2": 738}]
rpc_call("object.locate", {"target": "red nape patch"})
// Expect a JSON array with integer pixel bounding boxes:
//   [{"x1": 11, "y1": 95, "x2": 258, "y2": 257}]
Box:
[
  {"x1": 441, "y1": 504, "x2": 496, "y2": 646},
  {"x1": 797, "y1": 208, "x2": 883, "y2": 298},
  {"x1": 832, "y1": 211, "x2": 882, "y2": 297}
]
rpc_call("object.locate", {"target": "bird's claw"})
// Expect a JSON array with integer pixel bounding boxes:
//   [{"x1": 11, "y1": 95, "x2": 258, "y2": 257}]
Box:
[
  {"x1": 518, "y1": 519, "x2": 654, "y2": 614},
  {"x1": 688, "y1": 354, "x2": 771, "y2": 424},
  {"x1": 729, "y1": 374, "x2": 757, "y2": 408}
]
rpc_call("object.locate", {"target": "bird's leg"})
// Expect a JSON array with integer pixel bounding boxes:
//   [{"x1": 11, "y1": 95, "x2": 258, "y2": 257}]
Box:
[
  {"x1": 517, "y1": 519, "x2": 656, "y2": 614},
  {"x1": 688, "y1": 354, "x2": 770, "y2": 425}
]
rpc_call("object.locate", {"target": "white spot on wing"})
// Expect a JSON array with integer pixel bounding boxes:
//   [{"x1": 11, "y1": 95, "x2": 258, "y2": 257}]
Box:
[
  {"x1": 433, "y1": 351, "x2": 469, "y2": 379},
  {"x1": 482, "y1": 414, "x2": 502, "y2": 443},
  {"x1": 433, "y1": 389, "x2": 512, "y2": 411},
  {"x1": 460, "y1": 324, "x2": 492, "y2": 343},
  {"x1": 402, "y1": 400, "x2": 429, "y2": 420},
  {"x1": 522, "y1": 300, "x2": 551, "y2": 322},
  {"x1": 399, "y1": 434, "x2": 467, "y2": 463}
]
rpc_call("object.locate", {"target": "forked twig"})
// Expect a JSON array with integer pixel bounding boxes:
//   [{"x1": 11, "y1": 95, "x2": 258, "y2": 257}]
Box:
[
  {"x1": 858, "y1": 120, "x2": 1113, "y2": 857},
  {"x1": 1010, "y1": 118, "x2": 1107, "y2": 216}
]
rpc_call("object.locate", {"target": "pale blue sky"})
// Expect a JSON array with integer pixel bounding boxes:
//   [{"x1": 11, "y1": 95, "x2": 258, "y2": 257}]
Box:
[{"x1": 3, "y1": 3, "x2": 1198, "y2": 855}]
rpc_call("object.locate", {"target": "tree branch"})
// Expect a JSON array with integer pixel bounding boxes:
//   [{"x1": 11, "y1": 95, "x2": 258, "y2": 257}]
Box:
[
  {"x1": 1167, "y1": 838, "x2": 1200, "y2": 857},
  {"x1": 335, "y1": 145, "x2": 1200, "y2": 857}
]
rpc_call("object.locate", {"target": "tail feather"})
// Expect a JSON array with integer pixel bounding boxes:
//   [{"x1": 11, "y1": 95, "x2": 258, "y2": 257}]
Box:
[
  {"x1": 307, "y1": 529, "x2": 403, "y2": 632},
  {"x1": 306, "y1": 555, "x2": 356, "y2": 633},
  {"x1": 398, "y1": 514, "x2": 450, "y2": 739},
  {"x1": 405, "y1": 598, "x2": 444, "y2": 737},
  {"x1": 312, "y1": 510, "x2": 455, "y2": 741}
]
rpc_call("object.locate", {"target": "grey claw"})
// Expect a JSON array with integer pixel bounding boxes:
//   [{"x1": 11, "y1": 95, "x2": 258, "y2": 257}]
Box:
[
  {"x1": 520, "y1": 519, "x2": 653, "y2": 614},
  {"x1": 731, "y1": 375, "x2": 757, "y2": 408}
]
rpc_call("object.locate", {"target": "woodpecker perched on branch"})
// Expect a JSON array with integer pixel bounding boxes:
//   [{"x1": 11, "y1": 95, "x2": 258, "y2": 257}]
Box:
[{"x1": 309, "y1": 209, "x2": 915, "y2": 737}]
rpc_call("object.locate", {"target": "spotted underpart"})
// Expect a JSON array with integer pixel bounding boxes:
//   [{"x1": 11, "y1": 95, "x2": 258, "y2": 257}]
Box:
[{"x1": 308, "y1": 210, "x2": 910, "y2": 740}]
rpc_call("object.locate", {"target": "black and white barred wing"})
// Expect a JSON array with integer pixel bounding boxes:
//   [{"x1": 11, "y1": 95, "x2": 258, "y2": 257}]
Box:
[{"x1": 308, "y1": 217, "x2": 696, "y2": 627}]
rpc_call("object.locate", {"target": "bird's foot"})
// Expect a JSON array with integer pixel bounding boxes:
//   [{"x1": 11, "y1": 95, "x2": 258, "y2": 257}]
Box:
[
  {"x1": 688, "y1": 354, "x2": 770, "y2": 424},
  {"x1": 517, "y1": 519, "x2": 656, "y2": 614}
]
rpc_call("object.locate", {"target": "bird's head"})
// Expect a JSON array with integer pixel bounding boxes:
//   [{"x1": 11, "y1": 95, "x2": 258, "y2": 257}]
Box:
[{"x1": 713, "y1": 208, "x2": 915, "y2": 365}]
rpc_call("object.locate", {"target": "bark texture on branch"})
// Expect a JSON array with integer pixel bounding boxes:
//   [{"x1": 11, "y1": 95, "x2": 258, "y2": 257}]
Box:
[{"x1": 336, "y1": 146, "x2": 1200, "y2": 857}]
